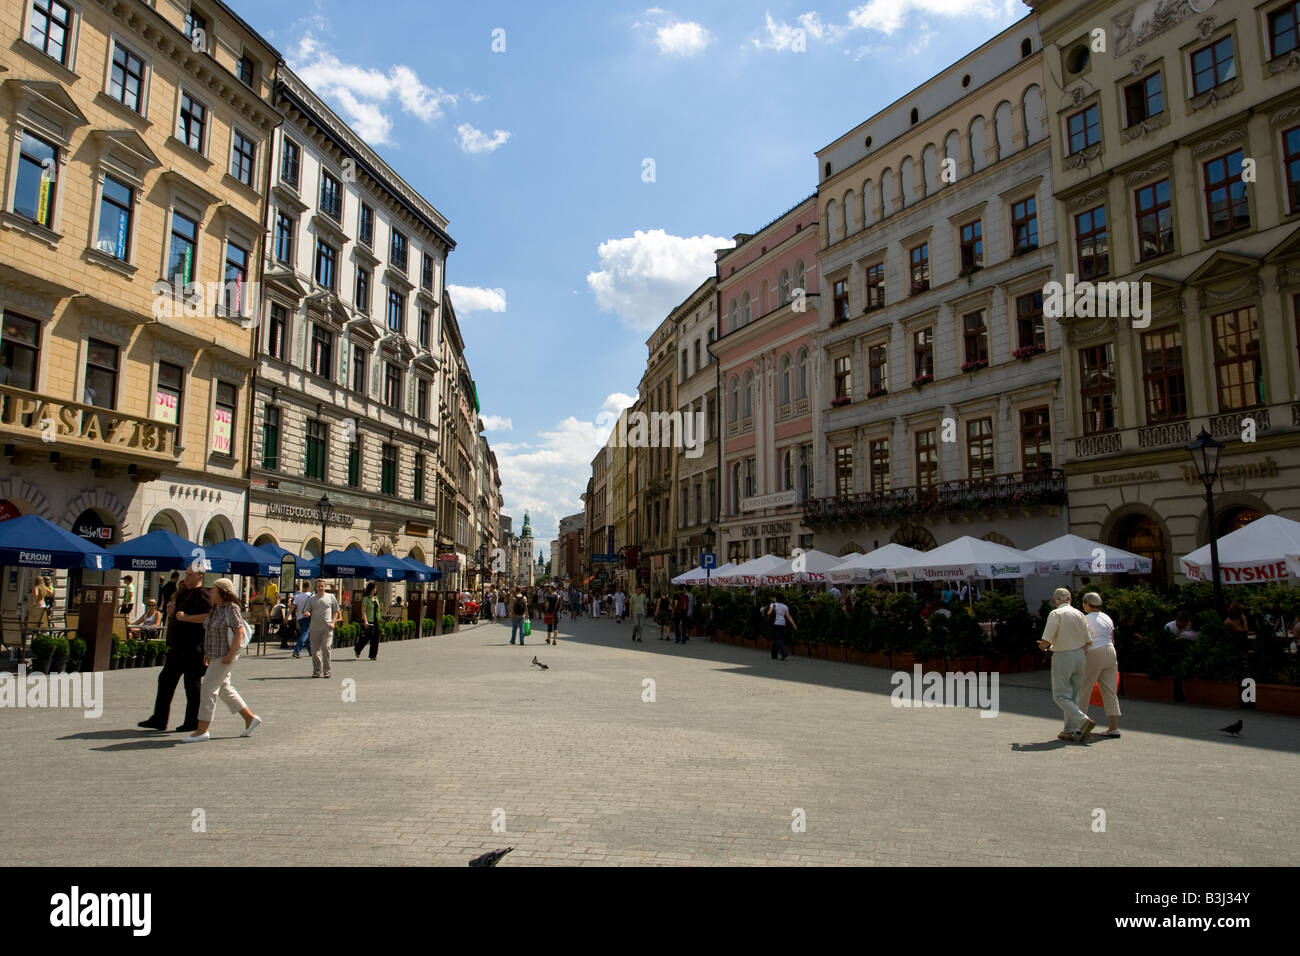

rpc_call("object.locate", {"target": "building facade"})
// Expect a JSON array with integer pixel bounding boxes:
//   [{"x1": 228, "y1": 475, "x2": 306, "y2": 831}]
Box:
[
  {"x1": 638, "y1": 313, "x2": 677, "y2": 596},
  {"x1": 673, "y1": 277, "x2": 719, "y2": 573},
  {"x1": 1033, "y1": 0, "x2": 1300, "y2": 585}
]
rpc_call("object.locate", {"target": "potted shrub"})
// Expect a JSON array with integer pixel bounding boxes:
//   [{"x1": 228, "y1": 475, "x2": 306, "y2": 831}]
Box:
[
  {"x1": 51, "y1": 635, "x2": 70, "y2": 673},
  {"x1": 30, "y1": 633, "x2": 56, "y2": 674},
  {"x1": 143, "y1": 641, "x2": 158, "y2": 667},
  {"x1": 67, "y1": 636, "x2": 87, "y2": 673},
  {"x1": 154, "y1": 641, "x2": 168, "y2": 667},
  {"x1": 442, "y1": 613, "x2": 455, "y2": 633},
  {"x1": 1176, "y1": 622, "x2": 1245, "y2": 709},
  {"x1": 881, "y1": 593, "x2": 924, "y2": 669}
]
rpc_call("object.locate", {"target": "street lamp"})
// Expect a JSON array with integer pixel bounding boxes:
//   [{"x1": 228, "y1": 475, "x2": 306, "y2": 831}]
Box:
[
  {"x1": 703, "y1": 524, "x2": 716, "y2": 602},
  {"x1": 317, "y1": 493, "x2": 334, "y2": 586},
  {"x1": 1186, "y1": 428, "x2": 1225, "y2": 617}
]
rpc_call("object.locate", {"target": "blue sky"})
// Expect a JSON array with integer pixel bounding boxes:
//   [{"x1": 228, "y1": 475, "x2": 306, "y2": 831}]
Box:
[{"x1": 239, "y1": 0, "x2": 1029, "y2": 552}]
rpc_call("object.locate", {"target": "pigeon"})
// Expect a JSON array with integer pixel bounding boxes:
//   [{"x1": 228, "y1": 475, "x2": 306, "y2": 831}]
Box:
[
  {"x1": 531, "y1": 656, "x2": 548, "y2": 670},
  {"x1": 1220, "y1": 719, "x2": 1243, "y2": 737},
  {"x1": 468, "y1": 847, "x2": 513, "y2": 867}
]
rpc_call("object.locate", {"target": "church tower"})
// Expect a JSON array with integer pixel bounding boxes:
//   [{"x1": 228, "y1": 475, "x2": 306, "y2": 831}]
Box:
[{"x1": 520, "y1": 511, "x2": 534, "y2": 586}]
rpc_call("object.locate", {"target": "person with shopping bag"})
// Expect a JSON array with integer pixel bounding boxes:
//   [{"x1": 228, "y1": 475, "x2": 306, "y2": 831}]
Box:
[{"x1": 1078, "y1": 592, "x2": 1121, "y2": 738}]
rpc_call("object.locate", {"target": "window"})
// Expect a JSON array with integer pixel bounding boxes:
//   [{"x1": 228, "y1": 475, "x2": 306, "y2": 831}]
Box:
[
  {"x1": 962, "y1": 310, "x2": 989, "y2": 365},
  {"x1": 230, "y1": 130, "x2": 256, "y2": 186},
  {"x1": 347, "y1": 441, "x2": 360, "y2": 488},
  {"x1": 780, "y1": 451, "x2": 793, "y2": 492},
  {"x1": 966, "y1": 418, "x2": 994, "y2": 479},
  {"x1": 386, "y1": 290, "x2": 404, "y2": 333},
  {"x1": 310, "y1": 325, "x2": 333, "y2": 380},
  {"x1": 384, "y1": 362, "x2": 402, "y2": 409},
  {"x1": 868, "y1": 344, "x2": 888, "y2": 395},
  {"x1": 212, "y1": 382, "x2": 236, "y2": 456},
  {"x1": 796, "y1": 347, "x2": 808, "y2": 399},
  {"x1": 693, "y1": 339, "x2": 701, "y2": 374},
  {"x1": 1066, "y1": 104, "x2": 1100, "y2": 154},
  {"x1": 280, "y1": 139, "x2": 300, "y2": 190},
  {"x1": 833, "y1": 278, "x2": 850, "y2": 321},
  {"x1": 83, "y1": 339, "x2": 118, "y2": 409},
  {"x1": 1, "y1": 313, "x2": 40, "y2": 390},
  {"x1": 390, "y1": 229, "x2": 408, "y2": 271},
  {"x1": 351, "y1": 346, "x2": 368, "y2": 396},
  {"x1": 266, "y1": 303, "x2": 286, "y2": 360},
  {"x1": 414, "y1": 452, "x2": 425, "y2": 502},
  {"x1": 167, "y1": 210, "x2": 198, "y2": 285},
  {"x1": 1020, "y1": 406, "x2": 1052, "y2": 473},
  {"x1": 1212, "y1": 307, "x2": 1262, "y2": 411},
  {"x1": 270, "y1": 211, "x2": 293, "y2": 265},
  {"x1": 742, "y1": 373, "x2": 753, "y2": 419},
  {"x1": 223, "y1": 241, "x2": 249, "y2": 315},
  {"x1": 177, "y1": 92, "x2": 206, "y2": 153},
  {"x1": 959, "y1": 220, "x2": 983, "y2": 272},
  {"x1": 1015, "y1": 292, "x2": 1045, "y2": 351},
  {"x1": 314, "y1": 240, "x2": 337, "y2": 291},
  {"x1": 109, "y1": 41, "x2": 146, "y2": 113},
  {"x1": 305, "y1": 420, "x2": 327, "y2": 480},
  {"x1": 1135, "y1": 179, "x2": 1174, "y2": 260},
  {"x1": 1271, "y1": 2, "x2": 1300, "y2": 58},
  {"x1": 834, "y1": 446, "x2": 853, "y2": 497},
  {"x1": 319, "y1": 170, "x2": 342, "y2": 220},
  {"x1": 1190, "y1": 35, "x2": 1235, "y2": 97},
  {"x1": 869, "y1": 439, "x2": 890, "y2": 493},
  {"x1": 381, "y1": 444, "x2": 397, "y2": 494},
  {"x1": 418, "y1": 309, "x2": 431, "y2": 349},
  {"x1": 915, "y1": 429, "x2": 938, "y2": 488},
  {"x1": 1079, "y1": 344, "x2": 1116, "y2": 434},
  {"x1": 833, "y1": 355, "x2": 852, "y2": 401},
  {"x1": 728, "y1": 377, "x2": 738, "y2": 423},
  {"x1": 96, "y1": 175, "x2": 132, "y2": 261},
  {"x1": 780, "y1": 354, "x2": 791, "y2": 405},
  {"x1": 909, "y1": 244, "x2": 930, "y2": 294},
  {"x1": 261, "y1": 404, "x2": 279, "y2": 470},
  {"x1": 741, "y1": 292, "x2": 751, "y2": 324},
  {"x1": 237, "y1": 54, "x2": 255, "y2": 86},
  {"x1": 728, "y1": 299, "x2": 738, "y2": 332},
  {"x1": 1203, "y1": 149, "x2": 1250, "y2": 238},
  {"x1": 422, "y1": 253, "x2": 435, "y2": 292},
  {"x1": 355, "y1": 267, "x2": 371, "y2": 314},
  {"x1": 1141, "y1": 326, "x2": 1186, "y2": 423},
  {"x1": 779, "y1": 269, "x2": 791, "y2": 304},
  {"x1": 352, "y1": 204, "x2": 372, "y2": 248},
  {"x1": 912, "y1": 328, "x2": 934, "y2": 380},
  {"x1": 417, "y1": 377, "x2": 429, "y2": 419},
  {"x1": 1285, "y1": 126, "x2": 1300, "y2": 212},
  {"x1": 1123, "y1": 71, "x2": 1163, "y2": 127},
  {"x1": 14, "y1": 131, "x2": 57, "y2": 227},
  {"x1": 183, "y1": 9, "x2": 206, "y2": 44},
  {"x1": 1011, "y1": 197, "x2": 1038, "y2": 253},
  {"x1": 1074, "y1": 206, "x2": 1108, "y2": 279},
  {"x1": 28, "y1": 0, "x2": 73, "y2": 65},
  {"x1": 865, "y1": 262, "x2": 885, "y2": 309},
  {"x1": 681, "y1": 349, "x2": 689, "y2": 381}
]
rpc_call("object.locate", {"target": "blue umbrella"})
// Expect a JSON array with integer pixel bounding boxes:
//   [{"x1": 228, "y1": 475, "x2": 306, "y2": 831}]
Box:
[
  {"x1": 207, "y1": 539, "x2": 283, "y2": 577},
  {"x1": 108, "y1": 529, "x2": 231, "y2": 573},
  {"x1": 323, "y1": 546, "x2": 391, "y2": 579},
  {"x1": 374, "y1": 553, "x2": 419, "y2": 581},
  {"x1": 399, "y1": 556, "x2": 442, "y2": 582},
  {"x1": 293, "y1": 557, "x2": 321, "y2": 579},
  {"x1": 0, "y1": 514, "x2": 115, "y2": 570}
]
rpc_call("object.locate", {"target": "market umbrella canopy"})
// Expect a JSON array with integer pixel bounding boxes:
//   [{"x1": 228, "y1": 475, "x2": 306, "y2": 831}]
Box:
[
  {"x1": 1180, "y1": 514, "x2": 1300, "y2": 585},
  {"x1": 0, "y1": 514, "x2": 115, "y2": 570},
  {"x1": 322, "y1": 546, "x2": 394, "y2": 580},
  {"x1": 714, "y1": 554, "x2": 787, "y2": 587},
  {"x1": 294, "y1": 557, "x2": 321, "y2": 579},
  {"x1": 108, "y1": 529, "x2": 230, "y2": 573},
  {"x1": 399, "y1": 556, "x2": 443, "y2": 581},
  {"x1": 828, "y1": 544, "x2": 925, "y2": 585},
  {"x1": 892, "y1": 535, "x2": 1045, "y2": 582},
  {"x1": 1026, "y1": 533, "x2": 1152, "y2": 574},
  {"x1": 760, "y1": 550, "x2": 850, "y2": 585},
  {"x1": 207, "y1": 538, "x2": 283, "y2": 577},
  {"x1": 671, "y1": 562, "x2": 736, "y2": 585}
]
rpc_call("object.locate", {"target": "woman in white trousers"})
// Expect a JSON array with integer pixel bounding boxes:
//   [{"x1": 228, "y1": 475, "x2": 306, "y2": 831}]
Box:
[
  {"x1": 181, "y1": 578, "x2": 261, "y2": 743},
  {"x1": 1079, "y1": 592, "x2": 1121, "y2": 737}
]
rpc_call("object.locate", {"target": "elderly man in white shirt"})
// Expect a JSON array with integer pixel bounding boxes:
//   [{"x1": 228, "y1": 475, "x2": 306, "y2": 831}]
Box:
[
  {"x1": 1078, "y1": 592, "x2": 1121, "y2": 738},
  {"x1": 1038, "y1": 587, "x2": 1095, "y2": 743}
]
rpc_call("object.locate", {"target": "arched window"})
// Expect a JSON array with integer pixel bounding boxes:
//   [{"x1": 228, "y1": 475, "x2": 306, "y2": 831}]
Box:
[
  {"x1": 796, "y1": 347, "x2": 808, "y2": 399},
  {"x1": 782, "y1": 450, "x2": 793, "y2": 491},
  {"x1": 728, "y1": 376, "x2": 739, "y2": 422},
  {"x1": 759, "y1": 280, "x2": 768, "y2": 316},
  {"x1": 728, "y1": 298, "x2": 738, "y2": 332},
  {"x1": 793, "y1": 259, "x2": 805, "y2": 292},
  {"x1": 742, "y1": 371, "x2": 753, "y2": 419},
  {"x1": 741, "y1": 291, "x2": 751, "y2": 324},
  {"x1": 780, "y1": 354, "x2": 791, "y2": 405},
  {"x1": 681, "y1": 349, "x2": 689, "y2": 381},
  {"x1": 778, "y1": 268, "x2": 790, "y2": 304},
  {"x1": 706, "y1": 328, "x2": 716, "y2": 359}
]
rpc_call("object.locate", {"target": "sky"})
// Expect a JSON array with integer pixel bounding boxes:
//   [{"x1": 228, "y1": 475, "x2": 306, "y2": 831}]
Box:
[{"x1": 237, "y1": 0, "x2": 1030, "y2": 554}]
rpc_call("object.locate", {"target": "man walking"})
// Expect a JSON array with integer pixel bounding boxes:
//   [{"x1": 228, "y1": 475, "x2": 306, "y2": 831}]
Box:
[
  {"x1": 354, "y1": 582, "x2": 381, "y2": 661},
  {"x1": 1039, "y1": 587, "x2": 1095, "y2": 743},
  {"x1": 292, "y1": 582, "x2": 312, "y2": 658},
  {"x1": 306, "y1": 579, "x2": 341, "y2": 678},
  {"x1": 544, "y1": 586, "x2": 562, "y2": 645},
  {"x1": 138, "y1": 567, "x2": 210, "y2": 732},
  {"x1": 510, "y1": 590, "x2": 528, "y2": 645},
  {"x1": 629, "y1": 587, "x2": 647, "y2": 642}
]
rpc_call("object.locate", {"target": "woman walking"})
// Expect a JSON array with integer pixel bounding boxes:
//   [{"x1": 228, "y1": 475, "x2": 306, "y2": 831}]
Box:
[
  {"x1": 181, "y1": 578, "x2": 261, "y2": 743},
  {"x1": 655, "y1": 592, "x2": 671, "y2": 639},
  {"x1": 28, "y1": 576, "x2": 54, "y2": 631},
  {"x1": 354, "y1": 582, "x2": 381, "y2": 660}
]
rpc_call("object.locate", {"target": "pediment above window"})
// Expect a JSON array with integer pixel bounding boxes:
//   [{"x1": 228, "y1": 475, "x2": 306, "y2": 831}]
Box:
[{"x1": 90, "y1": 129, "x2": 160, "y2": 186}]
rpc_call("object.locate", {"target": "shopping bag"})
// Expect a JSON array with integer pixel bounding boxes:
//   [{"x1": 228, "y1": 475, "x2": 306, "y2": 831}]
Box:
[
  {"x1": 522, "y1": 619, "x2": 531, "y2": 637},
  {"x1": 1090, "y1": 672, "x2": 1119, "y2": 706}
]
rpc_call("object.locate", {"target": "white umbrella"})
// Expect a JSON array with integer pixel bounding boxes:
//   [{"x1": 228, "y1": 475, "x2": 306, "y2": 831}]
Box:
[
  {"x1": 760, "y1": 549, "x2": 852, "y2": 585},
  {"x1": 715, "y1": 554, "x2": 786, "y2": 587},
  {"x1": 1180, "y1": 514, "x2": 1300, "y2": 585},
  {"x1": 893, "y1": 535, "x2": 1045, "y2": 582},
  {"x1": 1026, "y1": 533, "x2": 1152, "y2": 575},
  {"x1": 671, "y1": 562, "x2": 736, "y2": 585},
  {"x1": 828, "y1": 543, "x2": 925, "y2": 585}
]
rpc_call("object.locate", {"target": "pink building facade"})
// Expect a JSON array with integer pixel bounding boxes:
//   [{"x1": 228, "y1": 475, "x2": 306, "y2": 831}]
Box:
[{"x1": 713, "y1": 196, "x2": 820, "y2": 564}]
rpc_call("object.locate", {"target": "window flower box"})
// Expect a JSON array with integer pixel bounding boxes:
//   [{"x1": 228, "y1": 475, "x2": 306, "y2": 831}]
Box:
[
  {"x1": 831, "y1": 396, "x2": 851, "y2": 408},
  {"x1": 867, "y1": 387, "x2": 888, "y2": 399},
  {"x1": 1013, "y1": 343, "x2": 1046, "y2": 360},
  {"x1": 911, "y1": 374, "x2": 933, "y2": 388},
  {"x1": 960, "y1": 359, "x2": 989, "y2": 373}
]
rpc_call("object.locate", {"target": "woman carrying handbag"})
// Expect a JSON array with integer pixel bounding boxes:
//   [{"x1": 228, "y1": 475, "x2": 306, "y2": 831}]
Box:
[{"x1": 181, "y1": 578, "x2": 261, "y2": 743}]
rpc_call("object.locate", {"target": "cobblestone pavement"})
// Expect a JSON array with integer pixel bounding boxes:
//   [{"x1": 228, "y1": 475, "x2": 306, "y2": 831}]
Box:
[{"x1": 3, "y1": 612, "x2": 1297, "y2": 866}]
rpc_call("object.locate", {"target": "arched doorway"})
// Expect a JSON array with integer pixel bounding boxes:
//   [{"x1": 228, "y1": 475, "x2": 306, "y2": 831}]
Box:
[
  {"x1": 201, "y1": 516, "x2": 234, "y2": 547},
  {"x1": 891, "y1": 523, "x2": 937, "y2": 552},
  {"x1": 982, "y1": 531, "x2": 1015, "y2": 547},
  {"x1": 1216, "y1": 505, "x2": 1263, "y2": 538},
  {"x1": 1112, "y1": 513, "x2": 1167, "y2": 588},
  {"x1": 838, "y1": 540, "x2": 865, "y2": 556},
  {"x1": 67, "y1": 506, "x2": 120, "y2": 609},
  {"x1": 147, "y1": 509, "x2": 188, "y2": 538}
]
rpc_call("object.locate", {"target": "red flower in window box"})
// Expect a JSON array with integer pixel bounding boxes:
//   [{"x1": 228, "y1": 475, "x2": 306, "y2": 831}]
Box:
[
  {"x1": 911, "y1": 373, "x2": 933, "y2": 388},
  {"x1": 831, "y1": 396, "x2": 851, "y2": 408},
  {"x1": 1013, "y1": 343, "x2": 1046, "y2": 360},
  {"x1": 961, "y1": 359, "x2": 990, "y2": 373}
]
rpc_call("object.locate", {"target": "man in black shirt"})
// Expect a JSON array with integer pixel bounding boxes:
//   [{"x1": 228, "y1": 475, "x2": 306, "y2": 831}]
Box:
[
  {"x1": 138, "y1": 568, "x2": 211, "y2": 732},
  {"x1": 544, "y1": 587, "x2": 562, "y2": 645},
  {"x1": 159, "y1": 571, "x2": 179, "y2": 617}
]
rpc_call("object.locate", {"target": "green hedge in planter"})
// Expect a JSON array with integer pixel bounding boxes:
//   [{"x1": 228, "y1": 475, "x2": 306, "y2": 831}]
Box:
[
  {"x1": 881, "y1": 593, "x2": 926, "y2": 654},
  {"x1": 442, "y1": 614, "x2": 455, "y2": 631},
  {"x1": 973, "y1": 592, "x2": 1037, "y2": 659},
  {"x1": 30, "y1": 632, "x2": 56, "y2": 661},
  {"x1": 806, "y1": 592, "x2": 847, "y2": 646},
  {"x1": 422, "y1": 617, "x2": 435, "y2": 635},
  {"x1": 68, "y1": 636, "x2": 87, "y2": 663}
]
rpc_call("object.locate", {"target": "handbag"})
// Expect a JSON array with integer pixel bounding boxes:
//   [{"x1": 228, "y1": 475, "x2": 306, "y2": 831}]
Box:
[{"x1": 227, "y1": 607, "x2": 251, "y2": 652}]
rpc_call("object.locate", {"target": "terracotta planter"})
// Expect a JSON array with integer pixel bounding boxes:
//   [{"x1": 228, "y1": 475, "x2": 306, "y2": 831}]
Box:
[
  {"x1": 949, "y1": 656, "x2": 981, "y2": 673},
  {"x1": 916, "y1": 656, "x2": 946, "y2": 673},
  {"x1": 977, "y1": 655, "x2": 1003, "y2": 673},
  {"x1": 866, "y1": 652, "x2": 890, "y2": 669},
  {"x1": 847, "y1": 649, "x2": 870, "y2": 666},
  {"x1": 889, "y1": 652, "x2": 915, "y2": 670},
  {"x1": 1120, "y1": 673, "x2": 1174, "y2": 703},
  {"x1": 756, "y1": 637, "x2": 771, "y2": 652},
  {"x1": 1022, "y1": 652, "x2": 1045, "y2": 671},
  {"x1": 1180, "y1": 678, "x2": 1243, "y2": 710},
  {"x1": 794, "y1": 643, "x2": 812, "y2": 657},
  {"x1": 811, "y1": 644, "x2": 829, "y2": 660},
  {"x1": 1256, "y1": 683, "x2": 1300, "y2": 716}
]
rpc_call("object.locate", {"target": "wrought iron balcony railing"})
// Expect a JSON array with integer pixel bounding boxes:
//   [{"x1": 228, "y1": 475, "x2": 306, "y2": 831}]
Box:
[{"x1": 803, "y1": 469, "x2": 1067, "y2": 527}]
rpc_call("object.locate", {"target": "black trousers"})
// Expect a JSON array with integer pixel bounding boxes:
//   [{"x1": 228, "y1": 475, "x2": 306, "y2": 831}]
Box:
[
  {"x1": 354, "y1": 623, "x2": 379, "y2": 659},
  {"x1": 151, "y1": 643, "x2": 206, "y2": 726}
]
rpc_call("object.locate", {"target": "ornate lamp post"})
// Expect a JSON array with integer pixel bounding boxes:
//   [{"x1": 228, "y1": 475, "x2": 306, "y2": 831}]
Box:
[
  {"x1": 1186, "y1": 428, "x2": 1225, "y2": 617},
  {"x1": 317, "y1": 493, "x2": 334, "y2": 585},
  {"x1": 704, "y1": 524, "x2": 716, "y2": 602}
]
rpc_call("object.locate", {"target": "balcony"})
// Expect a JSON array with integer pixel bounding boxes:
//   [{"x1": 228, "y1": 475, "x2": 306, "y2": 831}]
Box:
[
  {"x1": 0, "y1": 384, "x2": 181, "y2": 467},
  {"x1": 803, "y1": 469, "x2": 1067, "y2": 527}
]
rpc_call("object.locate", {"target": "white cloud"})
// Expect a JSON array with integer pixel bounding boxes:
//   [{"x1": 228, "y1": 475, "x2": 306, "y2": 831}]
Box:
[
  {"x1": 587, "y1": 229, "x2": 734, "y2": 331},
  {"x1": 655, "y1": 20, "x2": 713, "y2": 55},
  {"x1": 480, "y1": 415, "x2": 514, "y2": 431},
  {"x1": 753, "y1": 11, "x2": 844, "y2": 50},
  {"x1": 288, "y1": 31, "x2": 457, "y2": 146},
  {"x1": 446, "y1": 284, "x2": 507, "y2": 313},
  {"x1": 846, "y1": 0, "x2": 1018, "y2": 36},
  {"x1": 457, "y1": 123, "x2": 512, "y2": 154}
]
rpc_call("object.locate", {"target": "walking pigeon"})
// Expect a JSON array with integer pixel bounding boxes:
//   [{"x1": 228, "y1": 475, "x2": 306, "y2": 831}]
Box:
[
  {"x1": 1220, "y1": 719, "x2": 1243, "y2": 737},
  {"x1": 531, "y1": 656, "x2": 548, "y2": 670},
  {"x1": 469, "y1": 847, "x2": 513, "y2": 867}
]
